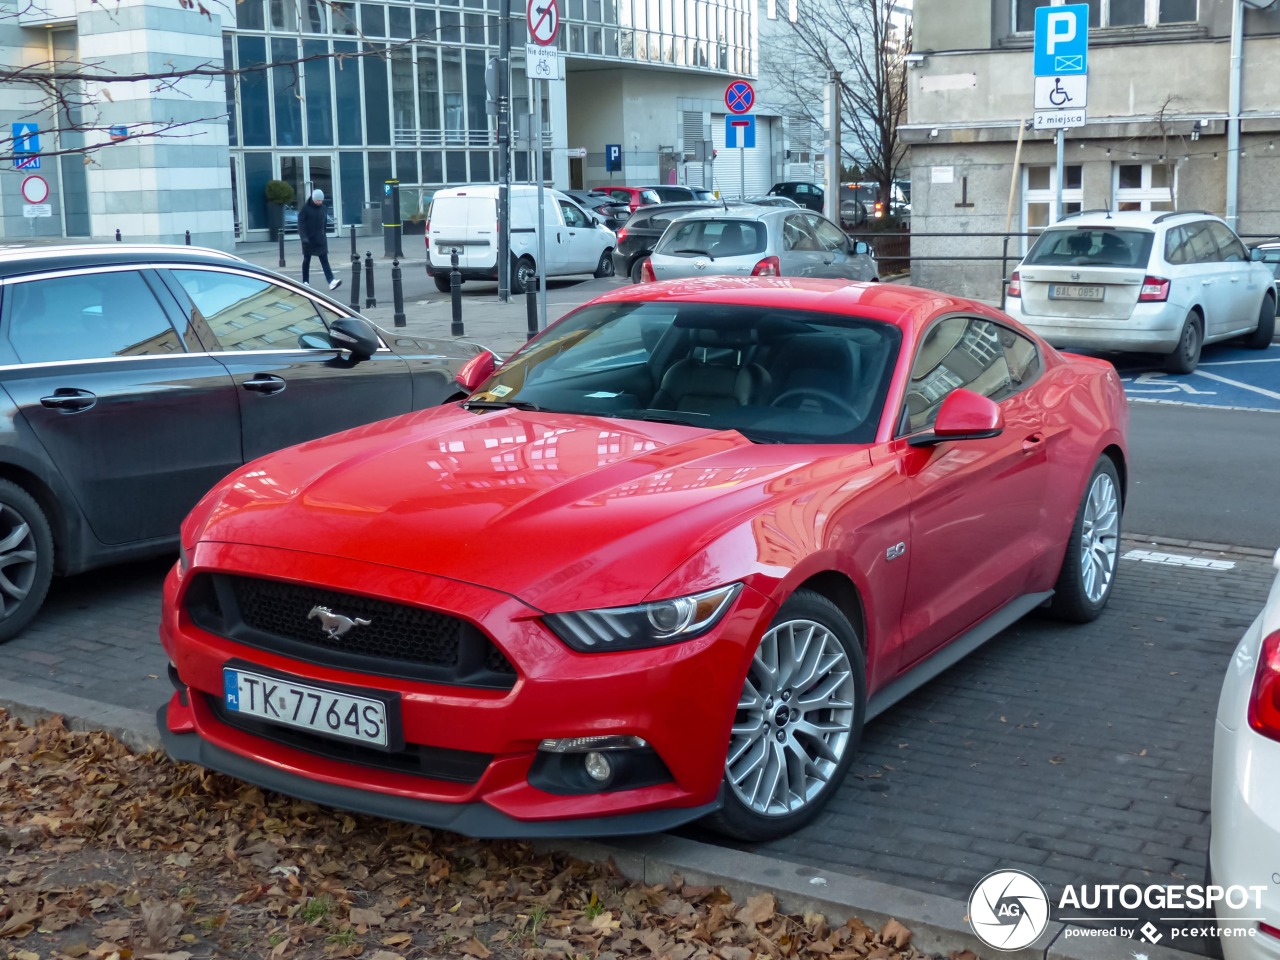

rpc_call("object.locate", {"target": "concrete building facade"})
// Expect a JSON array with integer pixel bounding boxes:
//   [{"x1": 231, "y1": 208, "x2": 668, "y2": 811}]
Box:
[{"x1": 904, "y1": 0, "x2": 1280, "y2": 300}]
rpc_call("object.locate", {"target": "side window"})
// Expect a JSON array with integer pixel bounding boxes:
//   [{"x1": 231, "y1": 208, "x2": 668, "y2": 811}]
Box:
[
  {"x1": 169, "y1": 270, "x2": 328, "y2": 352},
  {"x1": 783, "y1": 215, "x2": 821, "y2": 251},
  {"x1": 559, "y1": 201, "x2": 586, "y2": 228},
  {"x1": 1000, "y1": 326, "x2": 1042, "y2": 391},
  {"x1": 1165, "y1": 226, "x2": 1189, "y2": 265},
  {"x1": 807, "y1": 214, "x2": 848, "y2": 252},
  {"x1": 648, "y1": 216, "x2": 672, "y2": 233},
  {"x1": 5, "y1": 271, "x2": 182, "y2": 364},
  {"x1": 902, "y1": 317, "x2": 1014, "y2": 434},
  {"x1": 1185, "y1": 222, "x2": 1220, "y2": 263},
  {"x1": 1207, "y1": 221, "x2": 1248, "y2": 262}
]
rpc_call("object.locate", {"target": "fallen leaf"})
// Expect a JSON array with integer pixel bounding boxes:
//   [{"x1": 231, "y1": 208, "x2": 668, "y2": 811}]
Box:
[
  {"x1": 461, "y1": 936, "x2": 492, "y2": 958},
  {"x1": 880, "y1": 918, "x2": 912, "y2": 948},
  {"x1": 736, "y1": 892, "x2": 776, "y2": 926}
]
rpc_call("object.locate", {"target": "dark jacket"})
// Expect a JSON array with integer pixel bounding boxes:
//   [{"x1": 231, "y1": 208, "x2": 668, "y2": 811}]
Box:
[{"x1": 297, "y1": 200, "x2": 329, "y2": 252}]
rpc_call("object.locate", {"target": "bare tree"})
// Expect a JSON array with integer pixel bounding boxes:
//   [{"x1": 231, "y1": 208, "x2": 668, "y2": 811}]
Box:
[{"x1": 761, "y1": 0, "x2": 909, "y2": 213}]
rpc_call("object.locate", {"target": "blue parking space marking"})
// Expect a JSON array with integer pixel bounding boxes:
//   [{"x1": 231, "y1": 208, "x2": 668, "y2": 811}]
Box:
[{"x1": 1116, "y1": 344, "x2": 1280, "y2": 412}]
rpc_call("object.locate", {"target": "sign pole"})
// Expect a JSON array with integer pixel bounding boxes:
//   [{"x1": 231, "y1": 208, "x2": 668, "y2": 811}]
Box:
[
  {"x1": 497, "y1": 0, "x2": 511, "y2": 302},
  {"x1": 1055, "y1": 127, "x2": 1065, "y2": 221},
  {"x1": 535, "y1": 78, "x2": 548, "y2": 333}
]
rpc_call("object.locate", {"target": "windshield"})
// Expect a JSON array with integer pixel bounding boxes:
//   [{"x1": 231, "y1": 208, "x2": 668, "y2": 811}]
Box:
[
  {"x1": 466, "y1": 301, "x2": 902, "y2": 444},
  {"x1": 1023, "y1": 227, "x2": 1154, "y2": 268}
]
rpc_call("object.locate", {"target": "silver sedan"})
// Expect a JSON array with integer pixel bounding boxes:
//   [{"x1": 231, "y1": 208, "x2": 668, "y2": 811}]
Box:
[{"x1": 645, "y1": 207, "x2": 878, "y2": 282}]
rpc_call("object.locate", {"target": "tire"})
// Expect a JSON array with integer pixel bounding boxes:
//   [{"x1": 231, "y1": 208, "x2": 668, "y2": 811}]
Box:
[
  {"x1": 629, "y1": 259, "x2": 643, "y2": 284},
  {"x1": 1165, "y1": 311, "x2": 1202, "y2": 374},
  {"x1": 1049, "y1": 457, "x2": 1122, "y2": 623},
  {"x1": 433, "y1": 273, "x2": 451, "y2": 294},
  {"x1": 1244, "y1": 295, "x2": 1275, "y2": 350},
  {"x1": 0, "y1": 480, "x2": 54, "y2": 644},
  {"x1": 594, "y1": 249, "x2": 615, "y2": 279},
  {"x1": 511, "y1": 256, "x2": 536, "y2": 295},
  {"x1": 704, "y1": 590, "x2": 866, "y2": 841}
]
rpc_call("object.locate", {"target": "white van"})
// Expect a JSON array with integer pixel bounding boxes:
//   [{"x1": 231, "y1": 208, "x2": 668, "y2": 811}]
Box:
[{"x1": 425, "y1": 184, "x2": 617, "y2": 293}]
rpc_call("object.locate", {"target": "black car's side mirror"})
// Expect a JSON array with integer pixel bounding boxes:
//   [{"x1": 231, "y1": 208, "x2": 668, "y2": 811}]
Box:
[{"x1": 328, "y1": 317, "x2": 381, "y2": 360}]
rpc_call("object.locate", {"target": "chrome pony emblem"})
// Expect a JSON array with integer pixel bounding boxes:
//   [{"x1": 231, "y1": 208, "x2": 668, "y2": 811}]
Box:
[{"x1": 308, "y1": 605, "x2": 371, "y2": 639}]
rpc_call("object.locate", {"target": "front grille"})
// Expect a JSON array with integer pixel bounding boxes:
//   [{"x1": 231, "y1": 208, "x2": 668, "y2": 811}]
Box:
[
  {"x1": 186, "y1": 574, "x2": 517, "y2": 690},
  {"x1": 209, "y1": 695, "x2": 491, "y2": 783}
]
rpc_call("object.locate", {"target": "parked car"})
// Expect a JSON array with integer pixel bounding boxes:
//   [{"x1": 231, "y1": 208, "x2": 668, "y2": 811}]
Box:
[
  {"x1": 767, "y1": 181, "x2": 825, "y2": 212},
  {"x1": 159, "y1": 276, "x2": 1129, "y2": 841},
  {"x1": 1248, "y1": 238, "x2": 1280, "y2": 312},
  {"x1": 840, "y1": 183, "x2": 876, "y2": 228},
  {"x1": 611, "y1": 200, "x2": 733, "y2": 283},
  {"x1": 425, "y1": 184, "x2": 616, "y2": 294},
  {"x1": 743, "y1": 195, "x2": 802, "y2": 209},
  {"x1": 644, "y1": 207, "x2": 878, "y2": 283},
  {"x1": 0, "y1": 244, "x2": 484, "y2": 643},
  {"x1": 1005, "y1": 211, "x2": 1276, "y2": 373},
  {"x1": 283, "y1": 203, "x2": 336, "y2": 234},
  {"x1": 562, "y1": 190, "x2": 631, "y2": 232},
  {"x1": 640, "y1": 185, "x2": 715, "y2": 203},
  {"x1": 1210, "y1": 545, "x2": 1280, "y2": 960},
  {"x1": 590, "y1": 185, "x2": 662, "y2": 212}
]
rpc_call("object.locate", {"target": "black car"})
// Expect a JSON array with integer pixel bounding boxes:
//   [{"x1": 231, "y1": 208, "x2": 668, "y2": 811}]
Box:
[
  {"x1": 562, "y1": 190, "x2": 631, "y2": 231},
  {"x1": 283, "y1": 203, "x2": 336, "y2": 233},
  {"x1": 0, "y1": 245, "x2": 483, "y2": 641},
  {"x1": 767, "y1": 181, "x2": 825, "y2": 212},
  {"x1": 640, "y1": 184, "x2": 717, "y2": 203},
  {"x1": 610, "y1": 201, "x2": 733, "y2": 282}
]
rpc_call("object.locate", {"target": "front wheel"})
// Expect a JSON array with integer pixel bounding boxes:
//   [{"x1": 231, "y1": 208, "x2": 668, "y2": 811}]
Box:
[
  {"x1": 0, "y1": 480, "x2": 54, "y2": 644},
  {"x1": 1049, "y1": 457, "x2": 1122, "y2": 623},
  {"x1": 704, "y1": 590, "x2": 866, "y2": 841},
  {"x1": 1165, "y1": 311, "x2": 1202, "y2": 374},
  {"x1": 594, "y1": 249, "x2": 615, "y2": 279},
  {"x1": 1244, "y1": 295, "x2": 1276, "y2": 350}
]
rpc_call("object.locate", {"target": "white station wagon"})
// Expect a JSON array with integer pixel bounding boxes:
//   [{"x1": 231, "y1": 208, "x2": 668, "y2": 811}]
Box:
[{"x1": 1005, "y1": 211, "x2": 1275, "y2": 373}]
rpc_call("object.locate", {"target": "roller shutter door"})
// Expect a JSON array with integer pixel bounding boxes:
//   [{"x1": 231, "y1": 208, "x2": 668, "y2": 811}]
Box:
[{"x1": 711, "y1": 114, "x2": 772, "y2": 198}]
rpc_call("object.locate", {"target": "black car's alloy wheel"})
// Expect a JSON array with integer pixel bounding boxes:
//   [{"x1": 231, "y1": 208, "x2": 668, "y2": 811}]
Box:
[
  {"x1": 706, "y1": 590, "x2": 866, "y2": 841},
  {"x1": 0, "y1": 480, "x2": 53, "y2": 644}
]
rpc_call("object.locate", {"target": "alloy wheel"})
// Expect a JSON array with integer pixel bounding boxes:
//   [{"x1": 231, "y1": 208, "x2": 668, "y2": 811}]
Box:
[
  {"x1": 1079, "y1": 470, "x2": 1120, "y2": 603},
  {"x1": 0, "y1": 503, "x2": 38, "y2": 619},
  {"x1": 726, "y1": 618, "x2": 856, "y2": 817}
]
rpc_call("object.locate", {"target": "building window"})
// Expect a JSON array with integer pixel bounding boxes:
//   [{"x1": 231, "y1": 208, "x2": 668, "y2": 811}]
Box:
[
  {"x1": 1021, "y1": 164, "x2": 1083, "y2": 251},
  {"x1": 1112, "y1": 162, "x2": 1175, "y2": 211},
  {"x1": 1014, "y1": 0, "x2": 1196, "y2": 32}
]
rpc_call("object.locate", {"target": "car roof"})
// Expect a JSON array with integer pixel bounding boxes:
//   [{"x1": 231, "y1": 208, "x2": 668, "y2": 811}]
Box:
[
  {"x1": 584, "y1": 277, "x2": 1002, "y2": 337},
  {"x1": 655, "y1": 206, "x2": 792, "y2": 223},
  {"x1": 0, "y1": 244, "x2": 247, "y2": 279},
  {"x1": 1050, "y1": 210, "x2": 1227, "y2": 230}
]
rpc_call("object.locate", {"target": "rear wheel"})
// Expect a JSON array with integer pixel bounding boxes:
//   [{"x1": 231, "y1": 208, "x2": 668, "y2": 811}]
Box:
[
  {"x1": 433, "y1": 273, "x2": 451, "y2": 293},
  {"x1": 1049, "y1": 457, "x2": 1122, "y2": 623},
  {"x1": 1244, "y1": 295, "x2": 1276, "y2": 349},
  {"x1": 0, "y1": 480, "x2": 54, "y2": 644},
  {"x1": 594, "y1": 250, "x2": 615, "y2": 279},
  {"x1": 511, "y1": 256, "x2": 536, "y2": 295},
  {"x1": 705, "y1": 590, "x2": 866, "y2": 841},
  {"x1": 629, "y1": 259, "x2": 644, "y2": 284},
  {"x1": 1165, "y1": 311, "x2": 1202, "y2": 374}
]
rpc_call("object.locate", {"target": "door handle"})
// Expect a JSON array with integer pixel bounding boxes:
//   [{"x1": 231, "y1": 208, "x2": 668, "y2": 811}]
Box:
[
  {"x1": 40, "y1": 388, "x2": 97, "y2": 412},
  {"x1": 1202, "y1": 280, "x2": 1213, "y2": 286},
  {"x1": 1022, "y1": 432, "x2": 1045, "y2": 452},
  {"x1": 1230, "y1": 277, "x2": 1241, "y2": 283},
  {"x1": 822, "y1": 258, "x2": 834, "y2": 265},
  {"x1": 242, "y1": 375, "x2": 287, "y2": 395}
]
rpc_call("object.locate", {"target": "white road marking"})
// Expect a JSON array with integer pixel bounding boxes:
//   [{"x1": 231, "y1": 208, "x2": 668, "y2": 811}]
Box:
[
  {"x1": 1123, "y1": 549, "x2": 1235, "y2": 570},
  {"x1": 1123, "y1": 372, "x2": 1217, "y2": 395},
  {"x1": 1188, "y1": 369, "x2": 1280, "y2": 401}
]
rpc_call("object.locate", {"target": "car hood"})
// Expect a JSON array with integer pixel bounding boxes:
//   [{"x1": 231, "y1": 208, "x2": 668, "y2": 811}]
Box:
[{"x1": 193, "y1": 405, "x2": 870, "y2": 611}]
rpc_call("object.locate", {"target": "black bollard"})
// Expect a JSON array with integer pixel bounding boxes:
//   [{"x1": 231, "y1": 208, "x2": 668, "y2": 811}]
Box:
[
  {"x1": 450, "y1": 248, "x2": 464, "y2": 337},
  {"x1": 526, "y1": 280, "x2": 538, "y2": 341},
  {"x1": 349, "y1": 250, "x2": 362, "y2": 311},
  {"x1": 115, "y1": 229, "x2": 121, "y2": 242},
  {"x1": 185, "y1": 229, "x2": 191, "y2": 245},
  {"x1": 278, "y1": 228, "x2": 286, "y2": 268},
  {"x1": 349, "y1": 224, "x2": 357, "y2": 260},
  {"x1": 364, "y1": 252, "x2": 376, "y2": 308},
  {"x1": 391, "y1": 259, "x2": 406, "y2": 328}
]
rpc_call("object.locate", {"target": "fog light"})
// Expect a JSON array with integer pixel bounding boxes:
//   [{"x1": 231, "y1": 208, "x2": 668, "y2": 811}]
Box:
[{"x1": 584, "y1": 751, "x2": 612, "y2": 782}]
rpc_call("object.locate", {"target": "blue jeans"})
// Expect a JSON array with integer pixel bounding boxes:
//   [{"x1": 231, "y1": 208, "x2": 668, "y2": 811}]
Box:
[{"x1": 301, "y1": 247, "x2": 333, "y2": 284}]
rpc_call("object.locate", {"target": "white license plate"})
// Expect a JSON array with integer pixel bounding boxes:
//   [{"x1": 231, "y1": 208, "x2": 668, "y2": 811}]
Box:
[
  {"x1": 223, "y1": 666, "x2": 394, "y2": 748},
  {"x1": 1049, "y1": 284, "x2": 1104, "y2": 301}
]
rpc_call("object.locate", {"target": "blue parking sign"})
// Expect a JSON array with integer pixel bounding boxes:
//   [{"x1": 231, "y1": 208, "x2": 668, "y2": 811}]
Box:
[
  {"x1": 1034, "y1": 3, "x2": 1088, "y2": 76},
  {"x1": 605, "y1": 143, "x2": 622, "y2": 172}
]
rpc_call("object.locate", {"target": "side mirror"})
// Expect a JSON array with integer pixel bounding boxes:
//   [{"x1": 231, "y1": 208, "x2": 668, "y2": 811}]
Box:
[
  {"x1": 852, "y1": 240, "x2": 871, "y2": 255},
  {"x1": 1249, "y1": 247, "x2": 1265, "y2": 261},
  {"x1": 328, "y1": 317, "x2": 380, "y2": 360},
  {"x1": 455, "y1": 350, "x2": 497, "y2": 393},
  {"x1": 908, "y1": 389, "x2": 1005, "y2": 447}
]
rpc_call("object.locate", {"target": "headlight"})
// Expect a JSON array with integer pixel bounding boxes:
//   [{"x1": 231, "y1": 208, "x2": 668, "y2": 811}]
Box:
[{"x1": 543, "y1": 583, "x2": 742, "y2": 652}]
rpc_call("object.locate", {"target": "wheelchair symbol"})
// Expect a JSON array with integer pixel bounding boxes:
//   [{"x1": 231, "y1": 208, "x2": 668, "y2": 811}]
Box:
[{"x1": 1049, "y1": 78, "x2": 1072, "y2": 107}]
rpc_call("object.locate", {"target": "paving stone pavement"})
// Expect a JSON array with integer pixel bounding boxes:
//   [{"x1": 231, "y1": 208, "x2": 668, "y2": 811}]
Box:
[{"x1": 4, "y1": 537, "x2": 1272, "y2": 946}]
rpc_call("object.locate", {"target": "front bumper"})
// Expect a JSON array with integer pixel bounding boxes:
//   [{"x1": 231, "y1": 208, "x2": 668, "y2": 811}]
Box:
[{"x1": 158, "y1": 541, "x2": 770, "y2": 837}]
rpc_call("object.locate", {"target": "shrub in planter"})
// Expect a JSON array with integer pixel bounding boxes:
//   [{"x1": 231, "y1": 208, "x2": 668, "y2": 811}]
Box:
[{"x1": 265, "y1": 180, "x2": 295, "y2": 239}]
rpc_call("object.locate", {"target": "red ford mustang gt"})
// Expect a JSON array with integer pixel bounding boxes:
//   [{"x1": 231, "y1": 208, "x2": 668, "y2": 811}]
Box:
[{"x1": 159, "y1": 277, "x2": 1128, "y2": 841}]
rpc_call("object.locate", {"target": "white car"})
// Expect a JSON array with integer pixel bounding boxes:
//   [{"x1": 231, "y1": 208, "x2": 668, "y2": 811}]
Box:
[
  {"x1": 1211, "y1": 546, "x2": 1280, "y2": 960},
  {"x1": 1005, "y1": 211, "x2": 1275, "y2": 373}
]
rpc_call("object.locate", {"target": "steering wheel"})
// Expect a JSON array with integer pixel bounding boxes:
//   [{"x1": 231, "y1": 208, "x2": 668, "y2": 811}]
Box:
[{"x1": 770, "y1": 387, "x2": 860, "y2": 417}]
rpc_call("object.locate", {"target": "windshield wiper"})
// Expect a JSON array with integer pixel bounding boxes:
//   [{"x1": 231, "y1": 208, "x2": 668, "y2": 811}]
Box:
[
  {"x1": 462, "y1": 398, "x2": 542, "y2": 412},
  {"x1": 672, "y1": 248, "x2": 714, "y2": 258}
]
